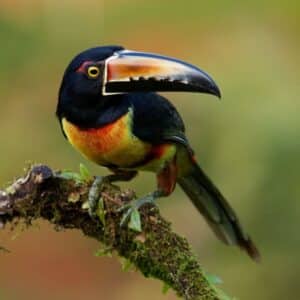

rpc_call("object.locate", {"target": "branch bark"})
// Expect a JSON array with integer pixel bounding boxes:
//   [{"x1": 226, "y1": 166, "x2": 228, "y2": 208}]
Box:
[{"x1": 0, "y1": 165, "x2": 226, "y2": 300}]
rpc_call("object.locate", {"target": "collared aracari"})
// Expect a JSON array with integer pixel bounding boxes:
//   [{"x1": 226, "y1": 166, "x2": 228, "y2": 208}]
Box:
[{"x1": 56, "y1": 46, "x2": 260, "y2": 261}]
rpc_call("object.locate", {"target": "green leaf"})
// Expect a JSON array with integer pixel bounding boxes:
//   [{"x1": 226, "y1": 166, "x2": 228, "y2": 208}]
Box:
[
  {"x1": 79, "y1": 163, "x2": 92, "y2": 182},
  {"x1": 162, "y1": 282, "x2": 171, "y2": 295},
  {"x1": 205, "y1": 272, "x2": 234, "y2": 300},
  {"x1": 120, "y1": 258, "x2": 134, "y2": 272},
  {"x1": 128, "y1": 209, "x2": 142, "y2": 232},
  {"x1": 59, "y1": 164, "x2": 91, "y2": 184},
  {"x1": 94, "y1": 247, "x2": 112, "y2": 257},
  {"x1": 206, "y1": 273, "x2": 223, "y2": 285},
  {"x1": 59, "y1": 171, "x2": 82, "y2": 184},
  {"x1": 96, "y1": 197, "x2": 106, "y2": 225}
]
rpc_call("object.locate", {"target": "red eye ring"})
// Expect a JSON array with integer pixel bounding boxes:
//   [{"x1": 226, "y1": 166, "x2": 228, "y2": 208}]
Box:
[{"x1": 76, "y1": 61, "x2": 93, "y2": 74}]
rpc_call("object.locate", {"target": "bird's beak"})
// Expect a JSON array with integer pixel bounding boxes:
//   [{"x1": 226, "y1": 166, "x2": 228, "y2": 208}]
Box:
[{"x1": 102, "y1": 50, "x2": 221, "y2": 98}]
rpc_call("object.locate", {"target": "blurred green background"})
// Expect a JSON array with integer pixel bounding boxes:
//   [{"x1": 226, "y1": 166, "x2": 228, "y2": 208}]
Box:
[{"x1": 0, "y1": 0, "x2": 299, "y2": 299}]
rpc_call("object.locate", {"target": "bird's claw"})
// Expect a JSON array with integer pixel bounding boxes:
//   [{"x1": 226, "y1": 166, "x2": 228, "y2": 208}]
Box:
[
  {"x1": 119, "y1": 194, "x2": 157, "y2": 227},
  {"x1": 88, "y1": 176, "x2": 107, "y2": 218}
]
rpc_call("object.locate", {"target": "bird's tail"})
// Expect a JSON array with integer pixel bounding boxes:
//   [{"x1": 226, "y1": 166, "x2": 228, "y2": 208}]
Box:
[{"x1": 177, "y1": 156, "x2": 260, "y2": 262}]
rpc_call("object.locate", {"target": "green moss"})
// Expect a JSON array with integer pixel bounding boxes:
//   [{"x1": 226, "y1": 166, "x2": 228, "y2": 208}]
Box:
[
  {"x1": 99, "y1": 198, "x2": 223, "y2": 299},
  {"x1": 2, "y1": 165, "x2": 229, "y2": 300}
]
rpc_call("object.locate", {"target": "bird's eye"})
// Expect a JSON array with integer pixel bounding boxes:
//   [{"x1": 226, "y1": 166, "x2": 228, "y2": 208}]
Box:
[{"x1": 87, "y1": 66, "x2": 100, "y2": 78}]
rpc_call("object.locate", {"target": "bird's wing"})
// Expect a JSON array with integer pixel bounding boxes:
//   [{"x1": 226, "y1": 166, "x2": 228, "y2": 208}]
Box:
[{"x1": 127, "y1": 93, "x2": 189, "y2": 144}]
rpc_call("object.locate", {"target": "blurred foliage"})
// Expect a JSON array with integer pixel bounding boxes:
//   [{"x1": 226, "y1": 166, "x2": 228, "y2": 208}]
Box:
[{"x1": 0, "y1": 0, "x2": 299, "y2": 299}]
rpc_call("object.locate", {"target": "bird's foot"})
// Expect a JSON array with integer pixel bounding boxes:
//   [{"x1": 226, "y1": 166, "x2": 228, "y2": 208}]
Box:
[
  {"x1": 119, "y1": 191, "x2": 161, "y2": 227},
  {"x1": 88, "y1": 171, "x2": 138, "y2": 219},
  {"x1": 88, "y1": 176, "x2": 108, "y2": 218}
]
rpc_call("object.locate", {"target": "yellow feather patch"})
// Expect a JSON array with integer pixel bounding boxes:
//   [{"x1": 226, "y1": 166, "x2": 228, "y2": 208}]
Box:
[
  {"x1": 62, "y1": 109, "x2": 177, "y2": 172},
  {"x1": 62, "y1": 110, "x2": 151, "y2": 168}
]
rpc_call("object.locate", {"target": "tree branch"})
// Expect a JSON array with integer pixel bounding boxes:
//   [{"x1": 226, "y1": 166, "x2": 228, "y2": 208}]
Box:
[{"x1": 0, "y1": 165, "x2": 227, "y2": 300}]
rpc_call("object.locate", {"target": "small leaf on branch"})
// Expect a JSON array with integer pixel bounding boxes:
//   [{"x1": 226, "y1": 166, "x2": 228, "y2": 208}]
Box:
[
  {"x1": 59, "y1": 170, "x2": 83, "y2": 184},
  {"x1": 96, "y1": 197, "x2": 106, "y2": 225},
  {"x1": 162, "y1": 282, "x2": 171, "y2": 295},
  {"x1": 95, "y1": 246, "x2": 113, "y2": 257},
  {"x1": 128, "y1": 208, "x2": 142, "y2": 232},
  {"x1": 79, "y1": 163, "x2": 92, "y2": 182}
]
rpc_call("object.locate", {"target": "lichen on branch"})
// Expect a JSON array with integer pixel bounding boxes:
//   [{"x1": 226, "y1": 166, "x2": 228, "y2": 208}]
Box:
[{"x1": 0, "y1": 165, "x2": 229, "y2": 300}]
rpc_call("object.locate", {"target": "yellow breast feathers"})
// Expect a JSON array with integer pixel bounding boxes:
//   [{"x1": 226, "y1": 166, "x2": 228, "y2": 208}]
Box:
[{"x1": 62, "y1": 110, "x2": 152, "y2": 168}]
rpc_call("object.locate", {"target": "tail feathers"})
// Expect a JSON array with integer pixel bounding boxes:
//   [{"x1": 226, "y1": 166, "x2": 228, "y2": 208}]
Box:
[{"x1": 178, "y1": 161, "x2": 260, "y2": 262}]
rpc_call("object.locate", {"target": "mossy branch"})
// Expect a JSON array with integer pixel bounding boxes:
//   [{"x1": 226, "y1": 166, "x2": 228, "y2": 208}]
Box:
[{"x1": 0, "y1": 165, "x2": 229, "y2": 300}]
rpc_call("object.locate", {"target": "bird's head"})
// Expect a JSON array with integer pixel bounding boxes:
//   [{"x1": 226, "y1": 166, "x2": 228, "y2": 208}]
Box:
[{"x1": 57, "y1": 45, "x2": 221, "y2": 119}]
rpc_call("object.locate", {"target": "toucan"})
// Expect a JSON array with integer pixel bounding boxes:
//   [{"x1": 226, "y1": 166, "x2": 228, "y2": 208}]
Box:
[{"x1": 56, "y1": 45, "x2": 260, "y2": 261}]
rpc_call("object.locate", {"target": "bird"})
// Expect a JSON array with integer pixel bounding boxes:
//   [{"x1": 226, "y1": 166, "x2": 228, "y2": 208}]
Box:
[{"x1": 56, "y1": 45, "x2": 260, "y2": 261}]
